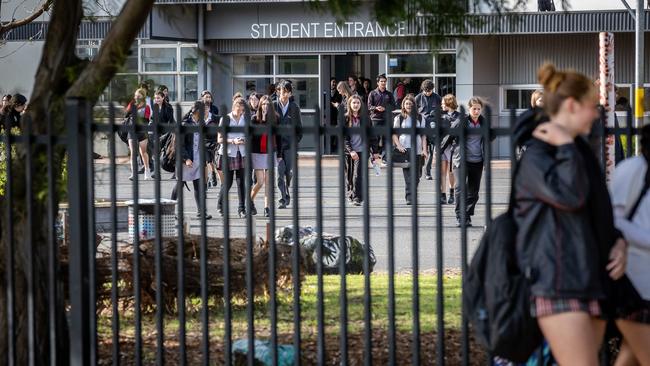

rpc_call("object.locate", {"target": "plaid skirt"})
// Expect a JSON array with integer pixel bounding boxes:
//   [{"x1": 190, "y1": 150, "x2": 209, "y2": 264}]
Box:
[
  {"x1": 621, "y1": 305, "x2": 650, "y2": 324},
  {"x1": 532, "y1": 297, "x2": 602, "y2": 318},
  {"x1": 216, "y1": 151, "x2": 244, "y2": 171}
]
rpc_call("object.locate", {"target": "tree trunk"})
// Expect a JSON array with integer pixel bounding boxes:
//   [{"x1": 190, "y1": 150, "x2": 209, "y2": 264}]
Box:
[{"x1": 1, "y1": 0, "x2": 153, "y2": 363}]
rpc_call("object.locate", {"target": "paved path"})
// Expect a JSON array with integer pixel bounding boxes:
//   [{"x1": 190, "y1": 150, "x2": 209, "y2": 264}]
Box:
[{"x1": 92, "y1": 157, "x2": 512, "y2": 272}]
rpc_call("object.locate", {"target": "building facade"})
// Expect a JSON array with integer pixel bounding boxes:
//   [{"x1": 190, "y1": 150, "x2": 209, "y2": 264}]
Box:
[{"x1": 1, "y1": 0, "x2": 649, "y2": 156}]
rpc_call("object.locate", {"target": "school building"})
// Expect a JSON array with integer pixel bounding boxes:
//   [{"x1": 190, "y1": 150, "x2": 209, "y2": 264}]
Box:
[{"x1": 1, "y1": 0, "x2": 648, "y2": 157}]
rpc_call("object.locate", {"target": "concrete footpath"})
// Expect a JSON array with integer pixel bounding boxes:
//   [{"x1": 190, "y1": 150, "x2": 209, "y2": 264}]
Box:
[{"x1": 92, "y1": 155, "x2": 512, "y2": 272}]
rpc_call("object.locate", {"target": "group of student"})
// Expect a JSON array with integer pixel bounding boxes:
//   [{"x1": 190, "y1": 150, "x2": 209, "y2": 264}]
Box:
[
  {"x1": 122, "y1": 80, "x2": 301, "y2": 220},
  {"x1": 336, "y1": 73, "x2": 489, "y2": 226}
]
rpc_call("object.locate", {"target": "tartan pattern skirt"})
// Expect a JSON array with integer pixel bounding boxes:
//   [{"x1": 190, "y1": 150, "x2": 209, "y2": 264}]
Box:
[
  {"x1": 531, "y1": 297, "x2": 602, "y2": 318},
  {"x1": 216, "y1": 151, "x2": 244, "y2": 171},
  {"x1": 622, "y1": 306, "x2": 650, "y2": 324}
]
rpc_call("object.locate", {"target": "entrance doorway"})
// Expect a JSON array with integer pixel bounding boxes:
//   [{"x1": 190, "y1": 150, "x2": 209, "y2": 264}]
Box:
[{"x1": 323, "y1": 54, "x2": 380, "y2": 154}]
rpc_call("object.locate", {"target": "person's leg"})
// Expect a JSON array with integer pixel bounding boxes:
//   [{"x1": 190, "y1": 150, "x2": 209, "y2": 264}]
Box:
[
  {"x1": 424, "y1": 142, "x2": 434, "y2": 178},
  {"x1": 251, "y1": 169, "x2": 264, "y2": 200},
  {"x1": 139, "y1": 139, "x2": 151, "y2": 179},
  {"x1": 235, "y1": 168, "x2": 246, "y2": 213},
  {"x1": 537, "y1": 313, "x2": 604, "y2": 366},
  {"x1": 448, "y1": 162, "x2": 456, "y2": 197},
  {"x1": 283, "y1": 152, "x2": 293, "y2": 205},
  {"x1": 403, "y1": 167, "x2": 412, "y2": 204},
  {"x1": 454, "y1": 167, "x2": 462, "y2": 220},
  {"x1": 616, "y1": 320, "x2": 650, "y2": 365},
  {"x1": 218, "y1": 168, "x2": 235, "y2": 213},
  {"x1": 192, "y1": 179, "x2": 201, "y2": 213},
  {"x1": 466, "y1": 162, "x2": 484, "y2": 219},
  {"x1": 263, "y1": 170, "x2": 270, "y2": 210},
  {"x1": 128, "y1": 139, "x2": 137, "y2": 177},
  {"x1": 614, "y1": 340, "x2": 641, "y2": 366},
  {"x1": 276, "y1": 153, "x2": 289, "y2": 206},
  {"x1": 171, "y1": 182, "x2": 178, "y2": 200},
  {"x1": 352, "y1": 156, "x2": 363, "y2": 202}
]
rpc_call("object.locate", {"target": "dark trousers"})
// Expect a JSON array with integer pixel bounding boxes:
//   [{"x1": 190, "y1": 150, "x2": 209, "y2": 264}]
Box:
[
  {"x1": 454, "y1": 161, "x2": 484, "y2": 219},
  {"x1": 402, "y1": 151, "x2": 423, "y2": 202},
  {"x1": 345, "y1": 154, "x2": 363, "y2": 202},
  {"x1": 277, "y1": 150, "x2": 293, "y2": 205},
  {"x1": 171, "y1": 179, "x2": 201, "y2": 213},
  {"x1": 218, "y1": 168, "x2": 246, "y2": 212},
  {"x1": 424, "y1": 142, "x2": 435, "y2": 176},
  {"x1": 370, "y1": 119, "x2": 386, "y2": 157}
]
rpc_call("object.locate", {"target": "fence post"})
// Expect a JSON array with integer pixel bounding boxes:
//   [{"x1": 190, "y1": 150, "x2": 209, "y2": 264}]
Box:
[{"x1": 65, "y1": 97, "x2": 91, "y2": 366}]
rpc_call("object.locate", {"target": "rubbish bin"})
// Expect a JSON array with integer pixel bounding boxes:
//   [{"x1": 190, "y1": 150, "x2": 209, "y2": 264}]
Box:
[{"x1": 126, "y1": 199, "x2": 177, "y2": 241}]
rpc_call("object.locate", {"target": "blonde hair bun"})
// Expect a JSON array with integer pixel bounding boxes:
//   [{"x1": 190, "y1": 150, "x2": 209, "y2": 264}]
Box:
[{"x1": 538, "y1": 63, "x2": 565, "y2": 93}]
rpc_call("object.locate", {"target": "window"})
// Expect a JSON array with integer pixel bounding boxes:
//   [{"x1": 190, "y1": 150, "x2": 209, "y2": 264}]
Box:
[
  {"x1": 436, "y1": 76, "x2": 456, "y2": 97},
  {"x1": 388, "y1": 54, "x2": 432, "y2": 74},
  {"x1": 181, "y1": 47, "x2": 198, "y2": 72},
  {"x1": 386, "y1": 53, "x2": 455, "y2": 98},
  {"x1": 142, "y1": 48, "x2": 177, "y2": 72},
  {"x1": 503, "y1": 88, "x2": 538, "y2": 111},
  {"x1": 143, "y1": 75, "x2": 177, "y2": 101},
  {"x1": 233, "y1": 78, "x2": 273, "y2": 96},
  {"x1": 436, "y1": 53, "x2": 456, "y2": 74},
  {"x1": 234, "y1": 56, "x2": 273, "y2": 75},
  {"x1": 182, "y1": 75, "x2": 198, "y2": 102},
  {"x1": 288, "y1": 78, "x2": 319, "y2": 110},
  {"x1": 278, "y1": 55, "x2": 318, "y2": 74}
]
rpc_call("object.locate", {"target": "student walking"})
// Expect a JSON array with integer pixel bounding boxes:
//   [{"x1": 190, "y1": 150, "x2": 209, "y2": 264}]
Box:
[
  {"x1": 274, "y1": 80, "x2": 303, "y2": 209},
  {"x1": 443, "y1": 97, "x2": 491, "y2": 226},
  {"x1": 125, "y1": 88, "x2": 152, "y2": 181},
  {"x1": 171, "y1": 101, "x2": 212, "y2": 220},
  {"x1": 250, "y1": 95, "x2": 277, "y2": 217},
  {"x1": 0, "y1": 93, "x2": 26, "y2": 129},
  {"x1": 392, "y1": 95, "x2": 428, "y2": 205},
  {"x1": 368, "y1": 73, "x2": 396, "y2": 163},
  {"x1": 217, "y1": 97, "x2": 248, "y2": 218},
  {"x1": 414, "y1": 79, "x2": 442, "y2": 180},
  {"x1": 343, "y1": 95, "x2": 368, "y2": 206},
  {"x1": 514, "y1": 63, "x2": 626, "y2": 366},
  {"x1": 439, "y1": 94, "x2": 459, "y2": 204},
  {"x1": 201, "y1": 90, "x2": 221, "y2": 189},
  {"x1": 611, "y1": 124, "x2": 650, "y2": 366}
]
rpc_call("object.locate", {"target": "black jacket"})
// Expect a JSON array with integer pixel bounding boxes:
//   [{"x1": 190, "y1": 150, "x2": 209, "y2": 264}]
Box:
[
  {"x1": 415, "y1": 92, "x2": 442, "y2": 127},
  {"x1": 514, "y1": 137, "x2": 621, "y2": 301},
  {"x1": 439, "y1": 110, "x2": 460, "y2": 148},
  {"x1": 179, "y1": 118, "x2": 198, "y2": 162},
  {"x1": 153, "y1": 103, "x2": 175, "y2": 125},
  {"x1": 367, "y1": 88, "x2": 396, "y2": 121},
  {"x1": 273, "y1": 100, "x2": 302, "y2": 158}
]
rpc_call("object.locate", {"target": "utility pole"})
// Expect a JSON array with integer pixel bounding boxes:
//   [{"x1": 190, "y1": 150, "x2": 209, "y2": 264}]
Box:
[{"x1": 635, "y1": 0, "x2": 645, "y2": 154}]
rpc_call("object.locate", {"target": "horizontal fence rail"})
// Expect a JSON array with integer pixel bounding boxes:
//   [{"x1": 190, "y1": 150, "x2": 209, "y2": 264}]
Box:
[{"x1": 0, "y1": 99, "x2": 641, "y2": 365}]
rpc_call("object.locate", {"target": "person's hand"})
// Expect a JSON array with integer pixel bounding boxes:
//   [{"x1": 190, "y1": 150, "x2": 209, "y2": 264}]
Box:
[
  {"x1": 373, "y1": 154, "x2": 381, "y2": 162},
  {"x1": 607, "y1": 238, "x2": 627, "y2": 280},
  {"x1": 422, "y1": 149, "x2": 428, "y2": 159},
  {"x1": 376, "y1": 106, "x2": 385, "y2": 112},
  {"x1": 185, "y1": 159, "x2": 193, "y2": 167},
  {"x1": 396, "y1": 144, "x2": 406, "y2": 153},
  {"x1": 351, "y1": 151, "x2": 359, "y2": 161},
  {"x1": 532, "y1": 122, "x2": 574, "y2": 146},
  {"x1": 332, "y1": 102, "x2": 339, "y2": 108}
]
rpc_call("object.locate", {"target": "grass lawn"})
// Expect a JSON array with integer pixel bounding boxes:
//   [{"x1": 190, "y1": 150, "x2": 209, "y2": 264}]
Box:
[{"x1": 98, "y1": 273, "x2": 463, "y2": 341}]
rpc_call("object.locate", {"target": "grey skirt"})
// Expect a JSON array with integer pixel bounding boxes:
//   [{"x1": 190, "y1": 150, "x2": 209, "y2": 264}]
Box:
[{"x1": 251, "y1": 153, "x2": 269, "y2": 170}]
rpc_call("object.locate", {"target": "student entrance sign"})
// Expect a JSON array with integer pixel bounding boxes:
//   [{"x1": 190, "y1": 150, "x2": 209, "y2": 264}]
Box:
[{"x1": 250, "y1": 21, "x2": 407, "y2": 39}]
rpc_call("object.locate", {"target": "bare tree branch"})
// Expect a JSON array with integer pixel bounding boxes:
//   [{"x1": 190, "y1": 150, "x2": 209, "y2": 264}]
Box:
[
  {"x1": 66, "y1": 0, "x2": 155, "y2": 102},
  {"x1": 0, "y1": 0, "x2": 54, "y2": 38}
]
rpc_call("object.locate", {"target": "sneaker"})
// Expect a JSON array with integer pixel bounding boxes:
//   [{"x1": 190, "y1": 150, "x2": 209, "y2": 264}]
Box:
[
  {"x1": 278, "y1": 201, "x2": 287, "y2": 209},
  {"x1": 440, "y1": 193, "x2": 447, "y2": 205},
  {"x1": 406, "y1": 200, "x2": 412, "y2": 206},
  {"x1": 352, "y1": 199, "x2": 362, "y2": 206},
  {"x1": 144, "y1": 172, "x2": 151, "y2": 180},
  {"x1": 138, "y1": 166, "x2": 145, "y2": 174},
  {"x1": 128, "y1": 175, "x2": 134, "y2": 181},
  {"x1": 264, "y1": 207, "x2": 270, "y2": 217},
  {"x1": 238, "y1": 209, "x2": 246, "y2": 218},
  {"x1": 372, "y1": 162, "x2": 381, "y2": 176},
  {"x1": 196, "y1": 212, "x2": 212, "y2": 220},
  {"x1": 447, "y1": 195, "x2": 455, "y2": 205},
  {"x1": 425, "y1": 175, "x2": 433, "y2": 180}
]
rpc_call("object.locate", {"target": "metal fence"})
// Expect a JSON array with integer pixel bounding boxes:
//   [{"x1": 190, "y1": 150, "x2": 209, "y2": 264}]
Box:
[{"x1": 0, "y1": 98, "x2": 640, "y2": 365}]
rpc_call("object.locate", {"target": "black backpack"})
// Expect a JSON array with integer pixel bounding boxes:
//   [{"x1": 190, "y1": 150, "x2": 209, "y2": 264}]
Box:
[
  {"x1": 159, "y1": 132, "x2": 176, "y2": 173},
  {"x1": 463, "y1": 162, "x2": 543, "y2": 362}
]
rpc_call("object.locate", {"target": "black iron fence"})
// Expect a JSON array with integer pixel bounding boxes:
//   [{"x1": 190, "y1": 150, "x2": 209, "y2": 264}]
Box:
[{"x1": 0, "y1": 99, "x2": 640, "y2": 365}]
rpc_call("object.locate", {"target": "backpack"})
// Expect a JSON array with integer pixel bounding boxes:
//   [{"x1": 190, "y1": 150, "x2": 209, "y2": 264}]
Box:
[
  {"x1": 463, "y1": 162, "x2": 543, "y2": 362},
  {"x1": 159, "y1": 132, "x2": 176, "y2": 173}
]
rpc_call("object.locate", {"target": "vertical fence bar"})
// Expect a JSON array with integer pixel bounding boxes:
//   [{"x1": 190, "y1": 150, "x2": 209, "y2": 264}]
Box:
[
  {"x1": 626, "y1": 108, "x2": 633, "y2": 157},
  {"x1": 385, "y1": 110, "x2": 396, "y2": 366},
  {"x1": 197, "y1": 107, "x2": 210, "y2": 366},
  {"x1": 361, "y1": 110, "x2": 372, "y2": 366},
  {"x1": 483, "y1": 106, "x2": 492, "y2": 226},
  {"x1": 337, "y1": 110, "x2": 348, "y2": 366},
  {"x1": 266, "y1": 109, "x2": 278, "y2": 366},
  {"x1": 108, "y1": 104, "x2": 120, "y2": 366},
  {"x1": 152, "y1": 98, "x2": 165, "y2": 366},
  {"x1": 24, "y1": 115, "x2": 36, "y2": 366},
  {"x1": 314, "y1": 105, "x2": 326, "y2": 365},
  {"x1": 291, "y1": 108, "x2": 301, "y2": 366},
  {"x1": 408, "y1": 107, "x2": 421, "y2": 366},
  {"x1": 66, "y1": 97, "x2": 91, "y2": 366},
  {"x1": 435, "y1": 110, "x2": 445, "y2": 366},
  {"x1": 244, "y1": 105, "x2": 256, "y2": 366},
  {"x1": 458, "y1": 106, "x2": 470, "y2": 363},
  {"x1": 175, "y1": 104, "x2": 187, "y2": 366},
  {"x1": 130, "y1": 103, "x2": 142, "y2": 366},
  {"x1": 4, "y1": 114, "x2": 16, "y2": 366},
  {"x1": 85, "y1": 102, "x2": 98, "y2": 366},
  {"x1": 221, "y1": 110, "x2": 233, "y2": 366},
  {"x1": 46, "y1": 107, "x2": 59, "y2": 366}
]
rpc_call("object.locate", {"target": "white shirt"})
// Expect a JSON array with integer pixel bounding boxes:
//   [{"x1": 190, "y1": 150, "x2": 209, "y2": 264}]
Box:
[
  {"x1": 279, "y1": 99, "x2": 290, "y2": 117},
  {"x1": 393, "y1": 114, "x2": 426, "y2": 153},
  {"x1": 610, "y1": 156, "x2": 650, "y2": 299},
  {"x1": 218, "y1": 113, "x2": 246, "y2": 157}
]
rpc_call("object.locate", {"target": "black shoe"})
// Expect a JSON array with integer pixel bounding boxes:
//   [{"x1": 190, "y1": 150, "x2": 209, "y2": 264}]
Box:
[
  {"x1": 467, "y1": 217, "x2": 472, "y2": 227},
  {"x1": 406, "y1": 200, "x2": 412, "y2": 206},
  {"x1": 425, "y1": 175, "x2": 433, "y2": 180},
  {"x1": 353, "y1": 199, "x2": 362, "y2": 206},
  {"x1": 440, "y1": 193, "x2": 447, "y2": 204},
  {"x1": 217, "y1": 207, "x2": 223, "y2": 217},
  {"x1": 250, "y1": 204, "x2": 257, "y2": 216},
  {"x1": 447, "y1": 195, "x2": 455, "y2": 205},
  {"x1": 238, "y1": 209, "x2": 246, "y2": 218},
  {"x1": 278, "y1": 201, "x2": 287, "y2": 209},
  {"x1": 264, "y1": 207, "x2": 270, "y2": 217},
  {"x1": 197, "y1": 212, "x2": 212, "y2": 220}
]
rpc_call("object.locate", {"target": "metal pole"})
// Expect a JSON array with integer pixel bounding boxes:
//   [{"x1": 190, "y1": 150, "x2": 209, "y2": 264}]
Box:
[{"x1": 635, "y1": 0, "x2": 645, "y2": 154}]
